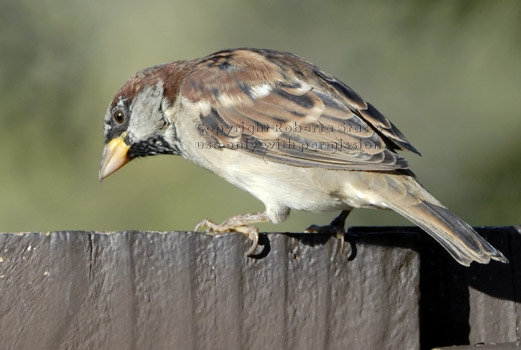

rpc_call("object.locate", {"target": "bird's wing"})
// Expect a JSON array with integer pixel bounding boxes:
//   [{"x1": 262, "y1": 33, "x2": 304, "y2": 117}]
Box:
[{"x1": 179, "y1": 48, "x2": 419, "y2": 171}]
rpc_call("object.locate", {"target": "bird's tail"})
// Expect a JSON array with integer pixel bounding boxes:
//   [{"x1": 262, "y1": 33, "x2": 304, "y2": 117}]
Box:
[{"x1": 382, "y1": 174, "x2": 508, "y2": 266}]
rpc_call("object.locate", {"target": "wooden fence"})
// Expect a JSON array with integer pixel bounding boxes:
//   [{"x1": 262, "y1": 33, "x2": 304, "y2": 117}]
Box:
[{"x1": 0, "y1": 226, "x2": 520, "y2": 349}]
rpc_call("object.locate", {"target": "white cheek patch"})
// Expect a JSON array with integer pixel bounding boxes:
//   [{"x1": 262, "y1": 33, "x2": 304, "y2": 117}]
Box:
[{"x1": 128, "y1": 82, "x2": 165, "y2": 141}]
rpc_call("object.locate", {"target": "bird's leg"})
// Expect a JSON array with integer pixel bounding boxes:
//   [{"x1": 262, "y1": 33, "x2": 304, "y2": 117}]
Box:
[
  {"x1": 305, "y1": 209, "x2": 352, "y2": 254},
  {"x1": 194, "y1": 212, "x2": 269, "y2": 256}
]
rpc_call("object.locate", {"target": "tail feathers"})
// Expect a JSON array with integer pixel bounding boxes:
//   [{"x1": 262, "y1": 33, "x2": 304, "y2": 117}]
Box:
[{"x1": 389, "y1": 200, "x2": 508, "y2": 266}]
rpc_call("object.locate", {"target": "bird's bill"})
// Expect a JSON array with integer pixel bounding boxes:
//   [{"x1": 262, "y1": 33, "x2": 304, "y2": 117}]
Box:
[{"x1": 99, "y1": 136, "x2": 130, "y2": 181}]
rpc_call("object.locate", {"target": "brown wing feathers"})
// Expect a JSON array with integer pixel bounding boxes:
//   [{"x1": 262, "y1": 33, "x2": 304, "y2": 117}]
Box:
[
  {"x1": 312, "y1": 68, "x2": 421, "y2": 156},
  {"x1": 181, "y1": 49, "x2": 419, "y2": 171}
]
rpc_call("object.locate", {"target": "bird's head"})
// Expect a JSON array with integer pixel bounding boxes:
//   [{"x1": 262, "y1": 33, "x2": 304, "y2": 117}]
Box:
[{"x1": 99, "y1": 64, "x2": 182, "y2": 181}]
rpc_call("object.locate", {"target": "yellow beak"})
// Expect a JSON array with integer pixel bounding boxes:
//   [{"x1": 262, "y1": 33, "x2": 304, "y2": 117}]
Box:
[{"x1": 99, "y1": 135, "x2": 131, "y2": 181}]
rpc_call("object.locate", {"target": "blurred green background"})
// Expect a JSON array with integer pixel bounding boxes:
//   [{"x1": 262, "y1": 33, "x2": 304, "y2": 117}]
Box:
[{"x1": 1, "y1": 0, "x2": 520, "y2": 234}]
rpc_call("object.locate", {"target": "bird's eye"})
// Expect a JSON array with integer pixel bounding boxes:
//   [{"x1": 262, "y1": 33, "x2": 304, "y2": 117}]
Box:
[{"x1": 113, "y1": 109, "x2": 126, "y2": 124}]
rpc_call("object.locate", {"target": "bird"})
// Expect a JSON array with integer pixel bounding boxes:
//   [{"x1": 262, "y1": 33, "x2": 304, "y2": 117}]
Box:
[{"x1": 99, "y1": 48, "x2": 507, "y2": 266}]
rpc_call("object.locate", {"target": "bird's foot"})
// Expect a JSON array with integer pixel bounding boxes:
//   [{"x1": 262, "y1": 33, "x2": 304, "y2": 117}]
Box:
[
  {"x1": 194, "y1": 212, "x2": 268, "y2": 256},
  {"x1": 304, "y1": 210, "x2": 352, "y2": 255},
  {"x1": 305, "y1": 223, "x2": 347, "y2": 255}
]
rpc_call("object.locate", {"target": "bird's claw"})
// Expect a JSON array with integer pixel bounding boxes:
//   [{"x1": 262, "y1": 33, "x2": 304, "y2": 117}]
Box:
[
  {"x1": 244, "y1": 229, "x2": 259, "y2": 256},
  {"x1": 194, "y1": 219, "x2": 211, "y2": 233},
  {"x1": 305, "y1": 224, "x2": 346, "y2": 255},
  {"x1": 194, "y1": 218, "x2": 260, "y2": 257}
]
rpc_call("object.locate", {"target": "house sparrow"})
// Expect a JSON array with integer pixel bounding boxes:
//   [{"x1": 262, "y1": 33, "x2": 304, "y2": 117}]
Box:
[{"x1": 99, "y1": 48, "x2": 507, "y2": 266}]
